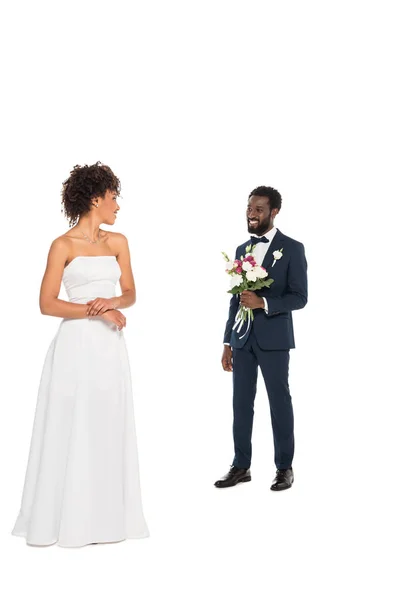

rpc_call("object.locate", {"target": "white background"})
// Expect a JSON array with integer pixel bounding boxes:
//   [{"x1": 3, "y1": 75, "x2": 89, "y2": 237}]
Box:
[{"x1": 0, "y1": 1, "x2": 399, "y2": 598}]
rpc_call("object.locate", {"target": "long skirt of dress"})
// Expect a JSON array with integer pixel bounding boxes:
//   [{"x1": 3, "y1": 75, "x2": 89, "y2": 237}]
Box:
[{"x1": 12, "y1": 317, "x2": 149, "y2": 547}]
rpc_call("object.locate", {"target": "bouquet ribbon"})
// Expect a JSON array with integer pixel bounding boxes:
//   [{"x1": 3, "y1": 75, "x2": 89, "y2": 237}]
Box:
[{"x1": 232, "y1": 305, "x2": 253, "y2": 340}]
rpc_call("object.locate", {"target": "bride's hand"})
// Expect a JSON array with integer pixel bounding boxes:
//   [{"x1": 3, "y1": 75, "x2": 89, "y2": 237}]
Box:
[
  {"x1": 100, "y1": 309, "x2": 126, "y2": 330},
  {"x1": 86, "y1": 297, "x2": 117, "y2": 316}
]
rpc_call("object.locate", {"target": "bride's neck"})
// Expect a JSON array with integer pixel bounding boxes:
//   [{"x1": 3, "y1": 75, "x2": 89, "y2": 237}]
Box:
[{"x1": 76, "y1": 217, "x2": 101, "y2": 238}]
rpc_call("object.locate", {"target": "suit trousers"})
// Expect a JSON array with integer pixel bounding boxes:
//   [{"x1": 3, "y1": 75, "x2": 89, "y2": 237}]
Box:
[{"x1": 231, "y1": 330, "x2": 294, "y2": 470}]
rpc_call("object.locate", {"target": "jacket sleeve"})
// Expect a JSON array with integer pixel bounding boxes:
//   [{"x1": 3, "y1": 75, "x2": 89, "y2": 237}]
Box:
[
  {"x1": 223, "y1": 293, "x2": 240, "y2": 344},
  {"x1": 261, "y1": 241, "x2": 308, "y2": 315}
]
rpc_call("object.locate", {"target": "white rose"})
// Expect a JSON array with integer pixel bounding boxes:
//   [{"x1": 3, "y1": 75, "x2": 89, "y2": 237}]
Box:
[
  {"x1": 225, "y1": 260, "x2": 234, "y2": 271},
  {"x1": 230, "y1": 274, "x2": 243, "y2": 288},
  {"x1": 246, "y1": 269, "x2": 257, "y2": 282},
  {"x1": 273, "y1": 250, "x2": 283, "y2": 260},
  {"x1": 253, "y1": 266, "x2": 268, "y2": 279},
  {"x1": 242, "y1": 261, "x2": 253, "y2": 272}
]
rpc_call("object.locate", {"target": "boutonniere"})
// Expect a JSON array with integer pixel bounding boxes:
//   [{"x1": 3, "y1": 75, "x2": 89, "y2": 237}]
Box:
[{"x1": 272, "y1": 248, "x2": 284, "y2": 267}]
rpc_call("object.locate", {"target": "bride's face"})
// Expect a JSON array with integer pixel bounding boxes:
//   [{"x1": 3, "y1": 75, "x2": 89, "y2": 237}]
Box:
[{"x1": 97, "y1": 189, "x2": 120, "y2": 225}]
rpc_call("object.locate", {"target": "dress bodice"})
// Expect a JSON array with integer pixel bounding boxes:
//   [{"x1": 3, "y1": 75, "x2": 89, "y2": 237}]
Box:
[{"x1": 62, "y1": 256, "x2": 121, "y2": 304}]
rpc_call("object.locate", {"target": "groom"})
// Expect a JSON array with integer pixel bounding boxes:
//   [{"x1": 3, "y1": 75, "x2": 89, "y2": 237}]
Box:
[{"x1": 215, "y1": 186, "x2": 308, "y2": 491}]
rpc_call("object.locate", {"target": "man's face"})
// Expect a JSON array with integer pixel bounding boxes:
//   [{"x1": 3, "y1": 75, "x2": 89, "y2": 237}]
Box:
[{"x1": 247, "y1": 195, "x2": 274, "y2": 235}]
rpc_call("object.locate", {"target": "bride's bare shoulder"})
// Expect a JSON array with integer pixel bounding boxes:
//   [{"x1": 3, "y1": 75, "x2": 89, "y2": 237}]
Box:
[
  {"x1": 60, "y1": 227, "x2": 82, "y2": 240},
  {"x1": 52, "y1": 227, "x2": 83, "y2": 252},
  {"x1": 107, "y1": 230, "x2": 129, "y2": 245},
  {"x1": 47, "y1": 233, "x2": 73, "y2": 257}
]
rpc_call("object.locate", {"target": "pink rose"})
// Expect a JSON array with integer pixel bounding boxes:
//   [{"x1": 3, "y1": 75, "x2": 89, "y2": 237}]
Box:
[{"x1": 233, "y1": 260, "x2": 243, "y2": 273}]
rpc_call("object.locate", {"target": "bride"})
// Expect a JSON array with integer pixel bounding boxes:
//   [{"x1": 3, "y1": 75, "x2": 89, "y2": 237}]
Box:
[{"x1": 12, "y1": 162, "x2": 149, "y2": 547}]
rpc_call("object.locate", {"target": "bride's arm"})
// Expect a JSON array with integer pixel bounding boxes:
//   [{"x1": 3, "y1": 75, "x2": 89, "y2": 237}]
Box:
[
  {"x1": 39, "y1": 237, "x2": 93, "y2": 319},
  {"x1": 107, "y1": 233, "x2": 136, "y2": 310}
]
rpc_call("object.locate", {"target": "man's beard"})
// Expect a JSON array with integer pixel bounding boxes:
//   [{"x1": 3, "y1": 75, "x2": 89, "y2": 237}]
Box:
[{"x1": 247, "y1": 215, "x2": 271, "y2": 236}]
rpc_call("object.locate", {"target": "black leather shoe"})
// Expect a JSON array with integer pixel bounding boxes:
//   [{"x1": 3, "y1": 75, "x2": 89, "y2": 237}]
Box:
[
  {"x1": 270, "y1": 468, "x2": 294, "y2": 491},
  {"x1": 214, "y1": 466, "x2": 251, "y2": 488}
]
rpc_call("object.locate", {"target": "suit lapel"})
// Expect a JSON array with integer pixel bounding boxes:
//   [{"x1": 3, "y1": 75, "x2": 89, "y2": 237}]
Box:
[{"x1": 261, "y1": 229, "x2": 285, "y2": 271}]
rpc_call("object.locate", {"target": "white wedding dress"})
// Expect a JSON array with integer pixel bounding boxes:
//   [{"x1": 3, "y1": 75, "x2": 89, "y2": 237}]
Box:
[{"x1": 12, "y1": 255, "x2": 149, "y2": 547}]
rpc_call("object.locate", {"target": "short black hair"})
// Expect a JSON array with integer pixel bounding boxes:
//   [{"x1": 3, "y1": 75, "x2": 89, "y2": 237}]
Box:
[
  {"x1": 61, "y1": 161, "x2": 121, "y2": 226},
  {"x1": 248, "y1": 186, "x2": 282, "y2": 211}
]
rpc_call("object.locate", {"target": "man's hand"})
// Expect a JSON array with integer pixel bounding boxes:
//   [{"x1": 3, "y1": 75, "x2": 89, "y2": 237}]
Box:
[
  {"x1": 222, "y1": 345, "x2": 233, "y2": 372},
  {"x1": 240, "y1": 291, "x2": 264, "y2": 310}
]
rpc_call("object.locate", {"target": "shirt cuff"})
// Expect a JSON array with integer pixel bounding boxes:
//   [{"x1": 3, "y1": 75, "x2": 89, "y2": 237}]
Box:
[
  {"x1": 263, "y1": 297, "x2": 269, "y2": 314},
  {"x1": 224, "y1": 342, "x2": 231, "y2": 346}
]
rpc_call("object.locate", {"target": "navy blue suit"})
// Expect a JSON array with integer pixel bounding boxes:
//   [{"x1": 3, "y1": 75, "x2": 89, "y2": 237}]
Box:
[{"x1": 223, "y1": 229, "x2": 308, "y2": 469}]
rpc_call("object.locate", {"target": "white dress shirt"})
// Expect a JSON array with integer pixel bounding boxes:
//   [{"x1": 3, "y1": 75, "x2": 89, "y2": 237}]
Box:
[
  {"x1": 251, "y1": 226, "x2": 277, "y2": 292},
  {"x1": 224, "y1": 226, "x2": 277, "y2": 346}
]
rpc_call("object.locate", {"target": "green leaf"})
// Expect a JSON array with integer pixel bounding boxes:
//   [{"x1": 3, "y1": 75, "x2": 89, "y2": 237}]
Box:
[
  {"x1": 249, "y1": 279, "x2": 266, "y2": 291},
  {"x1": 229, "y1": 286, "x2": 240, "y2": 295}
]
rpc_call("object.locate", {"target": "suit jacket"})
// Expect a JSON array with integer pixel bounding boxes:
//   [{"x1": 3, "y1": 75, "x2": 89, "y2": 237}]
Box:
[{"x1": 223, "y1": 229, "x2": 308, "y2": 350}]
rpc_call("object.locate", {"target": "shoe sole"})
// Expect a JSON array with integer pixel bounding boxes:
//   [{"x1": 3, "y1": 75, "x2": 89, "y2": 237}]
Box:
[
  {"x1": 270, "y1": 479, "x2": 294, "y2": 492},
  {"x1": 215, "y1": 475, "x2": 252, "y2": 488},
  {"x1": 238, "y1": 475, "x2": 251, "y2": 484}
]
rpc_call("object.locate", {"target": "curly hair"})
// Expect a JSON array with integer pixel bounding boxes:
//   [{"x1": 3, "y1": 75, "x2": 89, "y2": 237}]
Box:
[
  {"x1": 248, "y1": 186, "x2": 282, "y2": 211},
  {"x1": 61, "y1": 162, "x2": 121, "y2": 226}
]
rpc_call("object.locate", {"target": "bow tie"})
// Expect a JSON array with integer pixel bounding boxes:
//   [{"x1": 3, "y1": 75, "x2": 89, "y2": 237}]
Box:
[{"x1": 250, "y1": 236, "x2": 269, "y2": 245}]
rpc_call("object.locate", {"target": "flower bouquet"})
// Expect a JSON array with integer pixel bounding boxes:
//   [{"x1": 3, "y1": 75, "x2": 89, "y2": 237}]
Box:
[{"x1": 222, "y1": 243, "x2": 274, "y2": 338}]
